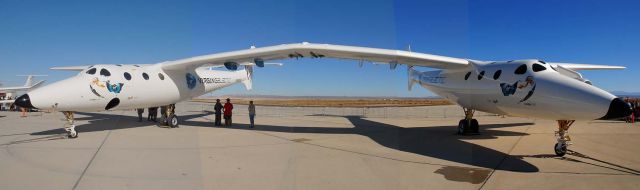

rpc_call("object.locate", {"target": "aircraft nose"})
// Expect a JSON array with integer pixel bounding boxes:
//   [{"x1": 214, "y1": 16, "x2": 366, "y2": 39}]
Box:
[
  {"x1": 599, "y1": 98, "x2": 632, "y2": 120},
  {"x1": 14, "y1": 94, "x2": 36, "y2": 109}
]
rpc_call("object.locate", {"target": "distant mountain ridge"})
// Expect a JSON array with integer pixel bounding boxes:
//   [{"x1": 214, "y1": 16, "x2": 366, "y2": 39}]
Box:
[
  {"x1": 612, "y1": 91, "x2": 640, "y2": 98},
  {"x1": 202, "y1": 94, "x2": 443, "y2": 100},
  {"x1": 202, "y1": 91, "x2": 640, "y2": 99}
]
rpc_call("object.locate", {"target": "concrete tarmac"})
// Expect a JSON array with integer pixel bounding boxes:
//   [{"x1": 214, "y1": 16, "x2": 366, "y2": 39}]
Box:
[{"x1": 0, "y1": 103, "x2": 639, "y2": 190}]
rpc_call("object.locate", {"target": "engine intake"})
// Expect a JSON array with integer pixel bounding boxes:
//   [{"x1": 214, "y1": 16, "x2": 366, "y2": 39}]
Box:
[{"x1": 224, "y1": 62, "x2": 239, "y2": 70}]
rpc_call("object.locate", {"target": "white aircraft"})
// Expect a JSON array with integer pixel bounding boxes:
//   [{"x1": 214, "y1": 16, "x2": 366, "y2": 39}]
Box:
[
  {"x1": 0, "y1": 75, "x2": 46, "y2": 105},
  {"x1": 13, "y1": 42, "x2": 631, "y2": 156}
]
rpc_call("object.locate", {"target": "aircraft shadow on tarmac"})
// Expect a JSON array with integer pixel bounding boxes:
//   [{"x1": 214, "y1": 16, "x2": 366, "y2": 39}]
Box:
[
  {"x1": 25, "y1": 111, "x2": 640, "y2": 183},
  {"x1": 29, "y1": 111, "x2": 539, "y2": 184},
  {"x1": 30, "y1": 111, "x2": 214, "y2": 135}
]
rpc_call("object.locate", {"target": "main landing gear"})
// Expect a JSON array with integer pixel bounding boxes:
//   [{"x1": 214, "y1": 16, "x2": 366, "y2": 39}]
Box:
[
  {"x1": 162, "y1": 104, "x2": 179, "y2": 128},
  {"x1": 458, "y1": 108, "x2": 479, "y2": 135},
  {"x1": 63, "y1": 111, "x2": 78, "y2": 138},
  {"x1": 554, "y1": 120, "x2": 574, "y2": 157}
]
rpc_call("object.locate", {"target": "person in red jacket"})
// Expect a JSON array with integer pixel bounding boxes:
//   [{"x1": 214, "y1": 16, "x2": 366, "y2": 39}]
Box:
[{"x1": 223, "y1": 98, "x2": 234, "y2": 126}]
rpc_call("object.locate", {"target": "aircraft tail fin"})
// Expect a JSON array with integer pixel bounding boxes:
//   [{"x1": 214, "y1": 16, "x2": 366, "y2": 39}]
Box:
[
  {"x1": 16, "y1": 75, "x2": 47, "y2": 88},
  {"x1": 24, "y1": 75, "x2": 34, "y2": 87},
  {"x1": 242, "y1": 65, "x2": 253, "y2": 90}
]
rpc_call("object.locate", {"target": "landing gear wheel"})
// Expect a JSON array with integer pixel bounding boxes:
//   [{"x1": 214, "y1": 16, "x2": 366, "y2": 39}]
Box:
[
  {"x1": 554, "y1": 120, "x2": 574, "y2": 157},
  {"x1": 458, "y1": 120, "x2": 468, "y2": 135},
  {"x1": 67, "y1": 130, "x2": 78, "y2": 138},
  {"x1": 554, "y1": 142, "x2": 567, "y2": 157},
  {"x1": 457, "y1": 119, "x2": 479, "y2": 135},
  {"x1": 168, "y1": 114, "x2": 179, "y2": 128},
  {"x1": 470, "y1": 119, "x2": 479, "y2": 133},
  {"x1": 62, "y1": 112, "x2": 78, "y2": 139}
]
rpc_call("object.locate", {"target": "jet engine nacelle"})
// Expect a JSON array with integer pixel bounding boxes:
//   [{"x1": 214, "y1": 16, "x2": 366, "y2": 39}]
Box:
[
  {"x1": 254, "y1": 58, "x2": 265, "y2": 67},
  {"x1": 224, "y1": 62, "x2": 239, "y2": 70}
]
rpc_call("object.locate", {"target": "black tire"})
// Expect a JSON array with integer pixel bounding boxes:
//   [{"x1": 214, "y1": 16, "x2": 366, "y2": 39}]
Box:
[
  {"x1": 457, "y1": 120, "x2": 467, "y2": 135},
  {"x1": 168, "y1": 114, "x2": 179, "y2": 128},
  {"x1": 470, "y1": 119, "x2": 479, "y2": 133},
  {"x1": 68, "y1": 132, "x2": 78, "y2": 139},
  {"x1": 554, "y1": 142, "x2": 567, "y2": 157}
]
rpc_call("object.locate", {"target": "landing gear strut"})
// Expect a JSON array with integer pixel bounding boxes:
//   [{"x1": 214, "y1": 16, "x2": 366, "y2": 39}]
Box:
[
  {"x1": 63, "y1": 111, "x2": 78, "y2": 138},
  {"x1": 554, "y1": 120, "x2": 574, "y2": 156},
  {"x1": 458, "y1": 108, "x2": 479, "y2": 135},
  {"x1": 162, "y1": 104, "x2": 179, "y2": 128}
]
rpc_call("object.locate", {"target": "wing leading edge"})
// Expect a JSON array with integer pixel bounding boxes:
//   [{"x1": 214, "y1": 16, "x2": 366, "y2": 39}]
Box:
[{"x1": 160, "y1": 42, "x2": 470, "y2": 71}]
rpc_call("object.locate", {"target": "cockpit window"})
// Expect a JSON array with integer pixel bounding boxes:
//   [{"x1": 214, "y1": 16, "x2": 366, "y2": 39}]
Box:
[
  {"x1": 99, "y1": 69, "x2": 111, "y2": 76},
  {"x1": 86, "y1": 68, "x2": 97, "y2": 75},
  {"x1": 532, "y1": 64, "x2": 547, "y2": 72},
  {"x1": 493, "y1": 70, "x2": 502, "y2": 80},
  {"x1": 514, "y1": 64, "x2": 527, "y2": 75}
]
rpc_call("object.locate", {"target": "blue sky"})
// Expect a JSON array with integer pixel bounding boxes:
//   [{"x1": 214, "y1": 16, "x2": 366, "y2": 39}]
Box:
[{"x1": 0, "y1": 0, "x2": 638, "y2": 97}]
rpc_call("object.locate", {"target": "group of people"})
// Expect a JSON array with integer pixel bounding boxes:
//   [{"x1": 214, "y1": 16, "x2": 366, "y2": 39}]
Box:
[
  {"x1": 136, "y1": 106, "x2": 170, "y2": 123},
  {"x1": 624, "y1": 98, "x2": 640, "y2": 123},
  {"x1": 213, "y1": 98, "x2": 256, "y2": 128},
  {"x1": 133, "y1": 98, "x2": 257, "y2": 128}
]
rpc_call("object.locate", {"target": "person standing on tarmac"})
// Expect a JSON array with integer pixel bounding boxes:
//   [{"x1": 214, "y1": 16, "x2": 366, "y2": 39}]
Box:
[
  {"x1": 160, "y1": 106, "x2": 167, "y2": 124},
  {"x1": 223, "y1": 98, "x2": 233, "y2": 126},
  {"x1": 137, "y1": 108, "x2": 144, "y2": 122},
  {"x1": 148, "y1": 107, "x2": 158, "y2": 122},
  {"x1": 214, "y1": 99, "x2": 223, "y2": 126},
  {"x1": 248, "y1": 101, "x2": 256, "y2": 128}
]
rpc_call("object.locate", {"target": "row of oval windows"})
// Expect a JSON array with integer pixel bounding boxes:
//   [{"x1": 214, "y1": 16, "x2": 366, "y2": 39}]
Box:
[
  {"x1": 464, "y1": 63, "x2": 547, "y2": 81},
  {"x1": 86, "y1": 68, "x2": 165, "y2": 81}
]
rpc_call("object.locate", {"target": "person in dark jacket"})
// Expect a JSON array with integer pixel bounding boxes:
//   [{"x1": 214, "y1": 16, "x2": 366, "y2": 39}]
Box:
[
  {"x1": 214, "y1": 99, "x2": 223, "y2": 126},
  {"x1": 137, "y1": 108, "x2": 144, "y2": 122},
  {"x1": 148, "y1": 107, "x2": 158, "y2": 122}
]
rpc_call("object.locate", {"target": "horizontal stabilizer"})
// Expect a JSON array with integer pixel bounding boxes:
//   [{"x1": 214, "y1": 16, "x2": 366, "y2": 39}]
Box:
[{"x1": 50, "y1": 65, "x2": 92, "y2": 71}]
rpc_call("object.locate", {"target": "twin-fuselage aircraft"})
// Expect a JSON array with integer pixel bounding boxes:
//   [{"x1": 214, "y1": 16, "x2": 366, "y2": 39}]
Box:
[{"x1": 14, "y1": 42, "x2": 631, "y2": 156}]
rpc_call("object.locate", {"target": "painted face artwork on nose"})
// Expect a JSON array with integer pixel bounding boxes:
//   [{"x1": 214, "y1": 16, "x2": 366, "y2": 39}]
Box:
[
  {"x1": 500, "y1": 75, "x2": 537, "y2": 103},
  {"x1": 89, "y1": 77, "x2": 124, "y2": 98}
]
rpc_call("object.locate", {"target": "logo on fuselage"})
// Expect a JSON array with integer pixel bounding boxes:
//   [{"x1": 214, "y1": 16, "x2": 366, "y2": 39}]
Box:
[
  {"x1": 198, "y1": 77, "x2": 232, "y2": 84},
  {"x1": 186, "y1": 73, "x2": 197, "y2": 89},
  {"x1": 106, "y1": 82, "x2": 124, "y2": 93}
]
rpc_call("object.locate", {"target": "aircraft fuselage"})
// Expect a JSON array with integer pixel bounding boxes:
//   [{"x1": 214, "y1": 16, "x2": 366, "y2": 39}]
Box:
[
  {"x1": 412, "y1": 60, "x2": 621, "y2": 120},
  {"x1": 23, "y1": 65, "x2": 249, "y2": 112}
]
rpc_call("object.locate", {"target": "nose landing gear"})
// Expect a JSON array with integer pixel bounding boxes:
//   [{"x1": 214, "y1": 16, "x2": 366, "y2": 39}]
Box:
[
  {"x1": 554, "y1": 120, "x2": 574, "y2": 156},
  {"x1": 63, "y1": 111, "x2": 78, "y2": 138},
  {"x1": 458, "y1": 108, "x2": 480, "y2": 135}
]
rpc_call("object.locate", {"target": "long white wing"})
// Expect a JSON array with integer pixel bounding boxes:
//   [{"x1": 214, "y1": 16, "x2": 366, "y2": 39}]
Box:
[
  {"x1": 551, "y1": 63, "x2": 625, "y2": 70},
  {"x1": 160, "y1": 42, "x2": 469, "y2": 70}
]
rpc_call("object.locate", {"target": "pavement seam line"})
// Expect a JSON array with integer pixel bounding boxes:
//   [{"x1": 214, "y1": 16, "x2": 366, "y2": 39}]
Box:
[
  {"x1": 71, "y1": 123, "x2": 113, "y2": 190},
  {"x1": 478, "y1": 124, "x2": 533, "y2": 190}
]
